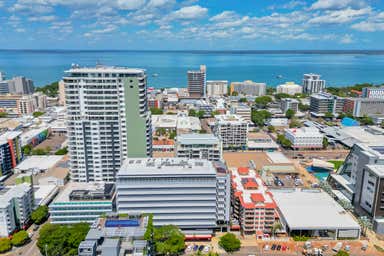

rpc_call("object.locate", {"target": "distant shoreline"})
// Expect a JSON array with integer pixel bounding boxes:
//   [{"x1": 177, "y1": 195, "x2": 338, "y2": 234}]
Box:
[{"x1": 1, "y1": 49, "x2": 384, "y2": 55}]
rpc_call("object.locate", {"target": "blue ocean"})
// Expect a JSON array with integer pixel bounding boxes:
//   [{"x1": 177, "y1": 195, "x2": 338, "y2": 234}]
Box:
[{"x1": 0, "y1": 50, "x2": 383, "y2": 88}]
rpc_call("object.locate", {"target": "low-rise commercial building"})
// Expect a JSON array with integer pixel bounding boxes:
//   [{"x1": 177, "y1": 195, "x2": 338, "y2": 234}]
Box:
[
  {"x1": 117, "y1": 158, "x2": 231, "y2": 234},
  {"x1": 213, "y1": 114, "x2": 248, "y2": 149},
  {"x1": 310, "y1": 92, "x2": 344, "y2": 116},
  {"x1": 280, "y1": 98, "x2": 299, "y2": 113},
  {"x1": 206, "y1": 80, "x2": 228, "y2": 97},
  {"x1": 272, "y1": 189, "x2": 360, "y2": 239},
  {"x1": 175, "y1": 133, "x2": 222, "y2": 161},
  {"x1": 247, "y1": 133, "x2": 279, "y2": 151},
  {"x1": 276, "y1": 82, "x2": 302, "y2": 95},
  {"x1": 230, "y1": 80, "x2": 266, "y2": 96},
  {"x1": 231, "y1": 167, "x2": 278, "y2": 237},
  {"x1": 344, "y1": 98, "x2": 384, "y2": 117},
  {"x1": 284, "y1": 127, "x2": 324, "y2": 149},
  {"x1": 0, "y1": 183, "x2": 34, "y2": 236},
  {"x1": 49, "y1": 182, "x2": 115, "y2": 224},
  {"x1": 230, "y1": 104, "x2": 252, "y2": 122},
  {"x1": 78, "y1": 215, "x2": 148, "y2": 256}
]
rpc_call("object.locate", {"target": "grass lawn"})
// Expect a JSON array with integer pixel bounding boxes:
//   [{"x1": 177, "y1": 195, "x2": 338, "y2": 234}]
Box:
[{"x1": 328, "y1": 160, "x2": 344, "y2": 171}]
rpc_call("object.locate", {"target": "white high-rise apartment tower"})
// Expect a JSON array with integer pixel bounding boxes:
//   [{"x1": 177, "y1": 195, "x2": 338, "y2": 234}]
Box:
[
  {"x1": 302, "y1": 73, "x2": 325, "y2": 94},
  {"x1": 64, "y1": 65, "x2": 152, "y2": 182}
]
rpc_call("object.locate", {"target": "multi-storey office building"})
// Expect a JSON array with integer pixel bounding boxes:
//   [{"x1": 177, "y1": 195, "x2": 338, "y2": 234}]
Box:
[
  {"x1": 49, "y1": 182, "x2": 115, "y2": 224},
  {"x1": 343, "y1": 98, "x2": 384, "y2": 117},
  {"x1": 64, "y1": 65, "x2": 152, "y2": 182},
  {"x1": 284, "y1": 127, "x2": 324, "y2": 149},
  {"x1": 334, "y1": 143, "x2": 384, "y2": 234},
  {"x1": 0, "y1": 131, "x2": 22, "y2": 177},
  {"x1": 187, "y1": 65, "x2": 206, "y2": 98},
  {"x1": 116, "y1": 158, "x2": 231, "y2": 234},
  {"x1": 362, "y1": 87, "x2": 384, "y2": 99},
  {"x1": 276, "y1": 82, "x2": 302, "y2": 95},
  {"x1": 310, "y1": 92, "x2": 344, "y2": 116},
  {"x1": 175, "y1": 133, "x2": 222, "y2": 161},
  {"x1": 0, "y1": 183, "x2": 34, "y2": 236},
  {"x1": 230, "y1": 104, "x2": 252, "y2": 122},
  {"x1": 280, "y1": 98, "x2": 299, "y2": 113},
  {"x1": 206, "y1": 80, "x2": 228, "y2": 97},
  {"x1": 230, "y1": 80, "x2": 266, "y2": 96},
  {"x1": 231, "y1": 167, "x2": 278, "y2": 237},
  {"x1": 213, "y1": 114, "x2": 248, "y2": 149},
  {"x1": 302, "y1": 74, "x2": 325, "y2": 94}
]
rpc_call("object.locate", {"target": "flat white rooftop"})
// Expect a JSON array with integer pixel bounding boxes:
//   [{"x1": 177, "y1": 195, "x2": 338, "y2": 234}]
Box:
[
  {"x1": 266, "y1": 152, "x2": 291, "y2": 164},
  {"x1": 119, "y1": 158, "x2": 216, "y2": 176},
  {"x1": 16, "y1": 155, "x2": 64, "y2": 171},
  {"x1": 177, "y1": 133, "x2": 219, "y2": 145},
  {"x1": 272, "y1": 189, "x2": 360, "y2": 230},
  {"x1": 65, "y1": 65, "x2": 145, "y2": 74}
]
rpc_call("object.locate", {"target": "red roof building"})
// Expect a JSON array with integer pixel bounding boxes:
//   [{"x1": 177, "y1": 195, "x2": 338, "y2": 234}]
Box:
[{"x1": 231, "y1": 167, "x2": 279, "y2": 235}]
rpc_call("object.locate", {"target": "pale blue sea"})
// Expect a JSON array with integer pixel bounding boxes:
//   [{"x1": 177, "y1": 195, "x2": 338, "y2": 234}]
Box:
[{"x1": 0, "y1": 50, "x2": 383, "y2": 87}]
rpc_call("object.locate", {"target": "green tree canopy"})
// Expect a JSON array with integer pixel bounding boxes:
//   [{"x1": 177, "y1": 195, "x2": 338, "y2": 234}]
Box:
[
  {"x1": 251, "y1": 110, "x2": 272, "y2": 127},
  {"x1": 324, "y1": 112, "x2": 334, "y2": 119},
  {"x1": 277, "y1": 134, "x2": 292, "y2": 148},
  {"x1": 31, "y1": 205, "x2": 49, "y2": 224},
  {"x1": 211, "y1": 110, "x2": 220, "y2": 117},
  {"x1": 35, "y1": 81, "x2": 59, "y2": 97},
  {"x1": 37, "y1": 223, "x2": 89, "y2": 256},
  {"x1": 289, "y1": 118, "x2": 302, "y2": 128},
  {"x1": 0, "y1": 112, "x2": 8, "y2": 118},
  {"x1": 359, "y1": 115, "x2": 374, "y2": 125},
  {"x1": 0, "y1": 238, "x2": 12, "y2": 253},
  {"x1": 254, "y1": 96, "x2": 272, "y2": 108},
  {"x1": 153, "y1": 225, "x2": 185, "y2": 255},
  {"x1": 335, "y1": 250, "x2": 350, "y2": 256},
  {"x1": 188, "y1": 109, "x2": 197, "y2": 117},
  {"x1": 33, "y1": 111, "x2": 45, "y2": 118},
  {"x1": 298, "y1": 103, "x2": 309, "y2": 112},
  {"x1": 11, "y1": 230, "x2": 29, "y2": 246},
  {"x1": 285, "y1": 109, "x2": 295, "y2": 119},
  {"x1": 239, "y1": 98, "x2": 247, "y2": 103},
  {"x1": 231, "y1": 91, "x2": 238, "y2": 96},
  {"x1": 150, "y1": 108, "x2": 163, "y2": 115},
  {"x1": 197, "y1": 110, "x2": 205, "y2": 119},
  {"x1": 274, "y1": 93, "x2": 291, "y2": 100},
  {"x1": 219, "y1": 233, "x2": 241, "y2": 253},
  {"x1": 322, "y1": 137, "x2": 329, "y2": 149}
]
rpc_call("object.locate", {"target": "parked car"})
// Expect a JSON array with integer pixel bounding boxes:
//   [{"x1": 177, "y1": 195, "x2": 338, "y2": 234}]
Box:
[
  {"x1": 264, "y1": 244, "x2": 270, "y2": 251},
  {"x1": 332, "y1": 242, "x2": 342, "y2": 252},
  {"x1": 33, "y1": 224, "x2": 40, "y2": 231},
  {"x1": 271, "y1": 244, "x2": 276, "y2": 250},
  {"x1": 203, "y1": 246, "x2": 210, "y2": 252},
  {"x1": 277, "y1": 245, "x2": 281, "y2": 251},
  {"x1": 198, "y1": 245, "x2": 204, "y2": 251},
  {"x1": 193, "y1": 245, "x2": 198, "y2": 251}
]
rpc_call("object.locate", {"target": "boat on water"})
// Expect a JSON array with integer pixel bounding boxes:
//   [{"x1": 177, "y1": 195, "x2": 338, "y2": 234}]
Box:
[
  {"x1": 276, "y1": 75, "x2": 283, "y2": 79},
  {"x1": 152, "y1": 73, "x2": 159, "y2": 77}
]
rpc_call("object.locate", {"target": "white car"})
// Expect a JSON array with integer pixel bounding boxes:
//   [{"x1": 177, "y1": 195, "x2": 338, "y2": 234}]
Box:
[
  {"x1": 186, "y1": 245, "x2": 193, "y2": 252},
  {"x1": 203, "y1": 246, "x2": 210, "y2": 252}
]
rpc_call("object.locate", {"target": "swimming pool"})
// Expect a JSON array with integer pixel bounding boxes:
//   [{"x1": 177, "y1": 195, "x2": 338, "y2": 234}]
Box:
[{"x1": 306, "y1": 166, "x2": 330, "y2": 181}]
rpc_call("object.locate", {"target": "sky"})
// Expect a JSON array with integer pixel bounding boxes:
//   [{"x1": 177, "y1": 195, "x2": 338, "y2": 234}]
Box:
[{"x1": 0, "y1": 0, "x2": 383, "y2": 50}]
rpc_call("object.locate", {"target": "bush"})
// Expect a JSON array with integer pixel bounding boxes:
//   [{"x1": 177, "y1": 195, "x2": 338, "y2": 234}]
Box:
[
  {"x1": 31, "y1": 205, "x2": 49, "y2": 224},
  {"x1": 150, "y1": 108, "x2": 163, "y2": 115},
  {"x1": 335, "y1": 250, "x2": 350, "y2": 256},
  {"x1": 0, "y1": 238, "x2": 12, "y2": 253},
  {"x1": 55, "y1": 147, "x2": 68, "y2": 155},
  {"x1": 292, "y1": 235, "x2": 310, "y2": 241},
  {"x1": 11, "y1": 230, "x2": 29, "y2": 246},
  {"x1": 33, "y1": 111, "x2": 45, "y2": 118},
  {"x1": 219, "y1": 233, "x2": 241, "y2": 252}
]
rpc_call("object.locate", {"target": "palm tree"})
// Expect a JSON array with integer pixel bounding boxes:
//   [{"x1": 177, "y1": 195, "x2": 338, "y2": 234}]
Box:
[{"x1": 271, "y1": 221, "x2": 283, "y2": 238}]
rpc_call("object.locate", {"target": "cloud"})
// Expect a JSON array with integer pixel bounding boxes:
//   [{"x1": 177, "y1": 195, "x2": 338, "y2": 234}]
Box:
[
  {"x1": 268, "y1": 0, "x2": 306, "y2": 10},
  {"x1": 351, "y1": 12, "x2": 384, "y2": 32},
  {"x1": 147, "y1": 0, "x2": 174, "y2": 8},
  {"x1": 311, "y1": 0, "x2": 367, "y2": 10},
  {"x1": 29, "y1": 15, "x2": 56, "y2": 22},
  {"x1": 84, "y1": 25, "x2": 118, "y2": 38},
  {"x1": 116, "y1": 0, "x2": 146, "y2": 10},
  {"x1": 170, "y1": 5, "x2": 208, "y2": 20},
  {"x1": 340, "y1": 34, "x2": 353, "y2": 44},
  {"x1": 309, "y1": 7, "x2": 371, "y2": 24},
  {"x1": 209, "y1": 11, "x2": 237, "y2": 22}
]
